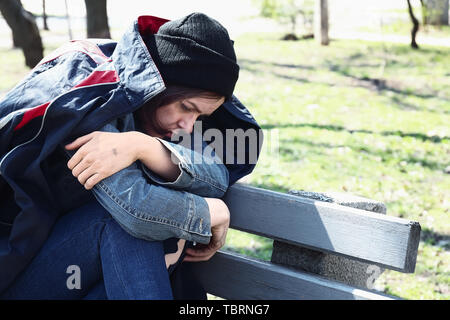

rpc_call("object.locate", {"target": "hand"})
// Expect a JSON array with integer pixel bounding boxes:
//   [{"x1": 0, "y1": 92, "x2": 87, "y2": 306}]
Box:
[
  {"x1": 65, "y1": 131, "x2": 143, "y2": 190},
  {"x1": 183, "y1": 198, "x2": 230, "y2": 262}
]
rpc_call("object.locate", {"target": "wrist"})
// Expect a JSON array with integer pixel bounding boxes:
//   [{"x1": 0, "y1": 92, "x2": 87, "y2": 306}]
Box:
[
  {"x1": 205, "y1": 198, "x2": 230, "y2": 227},
  {"x1": 131, "y1": 131, "x2": 155, "y2": 162}
]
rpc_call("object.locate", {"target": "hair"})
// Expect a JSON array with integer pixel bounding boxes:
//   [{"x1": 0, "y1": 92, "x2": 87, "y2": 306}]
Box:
[{"x1": 134, "y1": 84, "x2": 223, "y2": 135}]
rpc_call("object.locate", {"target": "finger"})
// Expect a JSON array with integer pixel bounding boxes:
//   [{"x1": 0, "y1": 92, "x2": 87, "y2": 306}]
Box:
[
  {"x1": 67, "y1": 148, "x2": 84, "y2": 170},
  {"x1": 183, "y1": 255, "x2": 204, "y2": 262},
  {"x1": 67, "y1": 143, "x2": 92, "y2": 170},
  {"x1": 184, "y1": 247, "x2": 206, "y2": 256},
  {"x1": 71, "y1": 158, "x2": 92, "y2": 177},
  {"x1": 184, "y1": 251, "x2": 211, "y2": 261},
  {"x1": 76, "y1": 166, "x2": 97, "y2": 186},
  {"x1": 65, "y1": 132, "x2": 96, "y2": 150},
  {"x1": 186, "y1": 239, "x2": 222, "y2": 254},
  {"x1": 184, "y1": 253, "x2": 212, "y2": 262},
  {"x1": 84, "y1": 173, "x2": 101, "y2": 190},
  {"x1": 185, "y1": 247, "x2": 215, "y2": 257},
  {"x1": 183, "y1": 251, "x2": 215, "y2": 262}
]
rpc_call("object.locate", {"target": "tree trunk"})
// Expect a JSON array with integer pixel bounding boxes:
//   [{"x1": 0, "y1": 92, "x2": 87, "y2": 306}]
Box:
[
  {"x1": 407, "y1": 0, "x2": 420, "y2": 49},
  {"x1": 314, "y1": 0, "x2": 329, "y2": 45},
  {"x1": 12, "y1": 0, "x2": 22, "y2": 47},
  {"x1": 64, "y1": 0, "x2": 72, "y2": 39},
  {"x1": 0, "y1": 0, "x2": 44, "y2": 68},
  {"x1": 422, "y1": 0, "x2": 449, "y2": 25},
  {"x1": 84, "y1": 0, "x2": 111, "y2": 38},
  {"x1": 42, "y1": 0, "x2": 49, "y2": 30}
]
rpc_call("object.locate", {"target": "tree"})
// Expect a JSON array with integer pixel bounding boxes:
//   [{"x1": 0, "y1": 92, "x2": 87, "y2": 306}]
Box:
[
  {"x1": 314, "y1": 0, "x2": 329, "y2": 45},
  {"x1": 65, "y1": 0, "x2": 72, "y2": 39},
  {"x1": 421, "y1": 0, "x2": 449, "y2": 25},
  {"x1": 84, "y1": 0, "x2": 110, "y2": 38},
  {"x1": 407, "y1": 0, "x2": 420, "y2": 49},
  {"x1": 0, "y1": 0, "x2": 44, "y2": 68},
  {"x1": 42, "y1": 0, "x2": 48, "y2": 30}
]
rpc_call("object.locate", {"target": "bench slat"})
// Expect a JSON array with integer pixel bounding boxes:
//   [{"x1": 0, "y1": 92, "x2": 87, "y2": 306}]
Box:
[
  {"x1": 192, "y1": 251, "x2": 395, "y2": 300},
  {"x1": 223, "y1": 184, "x2": 421, "y2": 272}
]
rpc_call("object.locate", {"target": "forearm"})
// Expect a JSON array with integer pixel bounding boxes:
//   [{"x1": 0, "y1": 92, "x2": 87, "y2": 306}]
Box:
[
  {"x1": 139, "y1": 137, "x2": 230, "y2": 198},
  {"x1": 131, "y1": 131, "x2": 181, "y2": 182}
]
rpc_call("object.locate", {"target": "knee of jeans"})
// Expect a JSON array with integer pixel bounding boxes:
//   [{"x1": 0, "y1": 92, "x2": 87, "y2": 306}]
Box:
[
  {"x1": 101, "y1": 220, "x2": 167, "y2": 265},
  {"x1": 70, "y1": 200, "x2": 113, "y2": 224}
]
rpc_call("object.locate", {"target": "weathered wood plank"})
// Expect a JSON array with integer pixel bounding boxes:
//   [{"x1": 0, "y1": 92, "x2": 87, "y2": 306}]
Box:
[
  {"x1": 223, "y1": 184, "x2": 421, "y2": 272},
  {"x1": 192, "y1": 251, "x2": 396, "y2": 300}
]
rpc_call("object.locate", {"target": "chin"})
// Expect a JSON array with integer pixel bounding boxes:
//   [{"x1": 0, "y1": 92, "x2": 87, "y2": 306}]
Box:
[
  {"x1": 151, "y1": 131, "x2": 172, "y2": 140},
  {"x1": 142, "y1": 127, "x2": 165, "y2": 139}
]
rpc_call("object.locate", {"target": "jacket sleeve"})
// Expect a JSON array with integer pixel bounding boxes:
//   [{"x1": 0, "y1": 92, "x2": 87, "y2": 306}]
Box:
[
  {"x1": 66, "y1": 121, "x2": 213, "y2": 244},
  {"x1": 141, "y1": 137, "x2": 230, "y2": 199},
  {"x1": 92, "y1": 164, "x2": 212, "y2": 244}
]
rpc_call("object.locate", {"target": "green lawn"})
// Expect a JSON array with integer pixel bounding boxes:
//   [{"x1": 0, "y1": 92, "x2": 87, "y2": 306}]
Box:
[
  {"x1": 0, "y1": 47, "x2": 28, "y2": 95},
  {"x1": 359, "y1": 17, "x2": 450, "y2": 40},
  {"x1": 1, "y1": 31, "x2": 448, "y2": 300},
  {"x1": 228, "y1": 33, "x2": 449, "y2": 300}
]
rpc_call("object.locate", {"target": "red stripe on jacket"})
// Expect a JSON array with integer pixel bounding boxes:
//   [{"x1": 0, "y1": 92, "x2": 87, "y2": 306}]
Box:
[
  {"x1": 13, "y1": 69, "x2": 118, "y2": 131},
  {"x1": 74, "y1": 70, "x2": 119, "y2": 88},
  {"x1": 14, "y1": 102, "x2": 50, "y2": 131}
]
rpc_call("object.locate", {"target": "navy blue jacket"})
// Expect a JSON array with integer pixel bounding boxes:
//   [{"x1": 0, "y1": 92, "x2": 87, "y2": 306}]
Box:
[{"x1": 0, "y1": 16, "x2": 262, "y2": 295}]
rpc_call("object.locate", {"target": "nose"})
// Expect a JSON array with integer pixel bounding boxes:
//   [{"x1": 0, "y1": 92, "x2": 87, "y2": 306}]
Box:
[{"x1": 177, "y1": 114, "x2": 197, "y2": 134}]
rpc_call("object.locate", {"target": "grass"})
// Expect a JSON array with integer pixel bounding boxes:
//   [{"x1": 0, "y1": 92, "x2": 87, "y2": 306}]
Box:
[
  {"x1": 358, "y1": 9, "x2": 450, "y2": 40},
  {"x1": 0, "y1": 41, "x2": 60, "y2": 97},
  {"x1": 1, "y1": 30, "x2": 448, "y2": 300},
  {"x1": 378, "y1": 21, "x2": 450, "y2": 39},
  {"x1": 0, "y1": 47, "x2": 28, "y2": 95},
  {"x1": 228, "y1": 33, "x2": 449, "y2": 300}
]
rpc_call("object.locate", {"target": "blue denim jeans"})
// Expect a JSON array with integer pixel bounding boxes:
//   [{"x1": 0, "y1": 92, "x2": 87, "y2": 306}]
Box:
[{"x1": 0, "y1": 201, "x2": 173, "y2": 300}]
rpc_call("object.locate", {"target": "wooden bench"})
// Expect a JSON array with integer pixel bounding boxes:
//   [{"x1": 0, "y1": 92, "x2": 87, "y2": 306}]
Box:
[{"x1": 191, "y1": 183, "x2": 421, "y2": 300}]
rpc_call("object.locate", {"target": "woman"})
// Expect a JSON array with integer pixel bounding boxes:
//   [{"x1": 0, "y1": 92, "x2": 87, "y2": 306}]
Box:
[{"x1": 0, "y1": 13, "x2": 261, "y2": 299}]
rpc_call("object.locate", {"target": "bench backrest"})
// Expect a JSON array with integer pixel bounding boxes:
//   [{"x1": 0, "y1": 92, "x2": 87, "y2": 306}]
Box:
[{"x1": 191, "y1": 183, "x2": 421, "y2": 300}]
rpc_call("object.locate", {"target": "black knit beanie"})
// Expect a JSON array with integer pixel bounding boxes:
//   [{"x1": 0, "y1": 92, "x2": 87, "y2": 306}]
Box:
[{"x1": 144, "y1": 13, "x2": 239, "y2": 100}]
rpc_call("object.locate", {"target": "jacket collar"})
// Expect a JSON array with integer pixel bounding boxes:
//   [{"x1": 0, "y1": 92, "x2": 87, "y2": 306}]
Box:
[{"x1": 111, "y1": 18, "x2": 166, "y2": 109}]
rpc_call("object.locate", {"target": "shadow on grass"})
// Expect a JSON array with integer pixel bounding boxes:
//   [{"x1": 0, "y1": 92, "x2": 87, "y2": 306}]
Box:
[
  {"x1": 275, "y1": 135, "x2": 446, "y2": 172},
  {"x1": 382, "y1": 44, "x2": 450, "y2": 56},
  {"x1": 324, "y1": 58, "x2": 450, "y2": 115},
  {"x1": 240, "y1": 57, "x2": 449, "y2": 115},
  {"x1": 238, "y1": 58, "x2": 315, "y2": 71},
  {"x1": 261, "y1": 122, "x2": 448, "y2": 143},
  {"x1": 325, "y1": 60, "x2": 449, "y2": 101},
  {"x1": 240, "y1": 59, "x2": 314, "y2": 85},
  {"x1": 420, "y1": 228, "x2": 450, "y2": 249}
]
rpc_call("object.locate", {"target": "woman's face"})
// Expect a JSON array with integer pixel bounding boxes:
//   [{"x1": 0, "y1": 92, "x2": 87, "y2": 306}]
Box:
[{"x1": 142, "y1": 96, "x2": 225, "y2": 139}]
